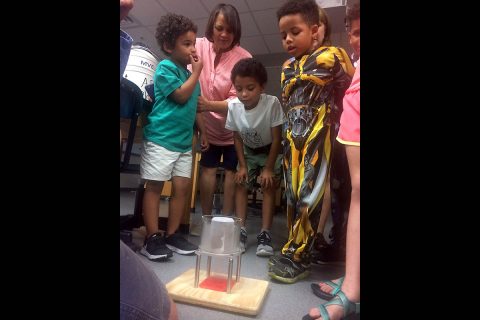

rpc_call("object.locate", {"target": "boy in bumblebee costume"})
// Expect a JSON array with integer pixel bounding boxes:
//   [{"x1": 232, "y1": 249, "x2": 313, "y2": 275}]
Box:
[{"x1": 268, "y1": 46, "x2": 354, "y2": 283}]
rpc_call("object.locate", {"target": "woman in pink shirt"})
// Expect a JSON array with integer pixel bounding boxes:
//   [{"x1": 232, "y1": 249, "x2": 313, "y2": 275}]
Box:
[{"x1": 195, "y1": 3, "x2": 252, "y2": 217}]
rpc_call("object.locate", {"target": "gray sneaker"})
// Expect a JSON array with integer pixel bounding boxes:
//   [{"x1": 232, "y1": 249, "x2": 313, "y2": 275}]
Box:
[
  {"x1": 240, "y1": 228, "x2": 247, "y2": 253},
  {"x1": 256, "y1": 231, "x2": 274, "y2": 257}
]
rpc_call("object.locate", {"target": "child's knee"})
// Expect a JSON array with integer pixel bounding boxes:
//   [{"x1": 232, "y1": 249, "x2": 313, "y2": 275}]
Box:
[{"x1": 144, "y1": 180, "x2": 163, "y2": 192}]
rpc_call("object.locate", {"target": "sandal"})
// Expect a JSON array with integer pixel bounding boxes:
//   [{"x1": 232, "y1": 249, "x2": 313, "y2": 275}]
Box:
[
  {"x1": 310, "y1": 277, "x2": 344, "y2": 300},
  {"x1": 302, "y1": 290, "x2": 360, "y2": 320}
]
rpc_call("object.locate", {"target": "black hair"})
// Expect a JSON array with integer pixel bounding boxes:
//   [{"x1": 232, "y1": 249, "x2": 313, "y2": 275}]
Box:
[
  {"x1": 276, "y1": 0, "x2": 320, "y2": 26},
  {"x1": 155, "y1": 13, "x2": 197, "y2": 55},
  {"x1": 345, "y1": 1, "x2": 360, "y2": 29},
  {"x1": 205, "y1": 3, "x2": 241, "y2": 50},
  {"x1": 230, "y1": 58, "x2": 268, "y2": 86}
]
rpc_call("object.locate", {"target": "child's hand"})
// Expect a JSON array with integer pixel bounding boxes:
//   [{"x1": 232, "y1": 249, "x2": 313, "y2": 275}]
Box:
[
  {"x1": 235, "y1": 167, "x2": 248, "y2": 185},
  {"x1": 200, "y1": 134, "x2": 209, "y2": 152},
  {"x1": 190, "y1": 54, "x2": 203, "y2": 74},
  {"x1": 259, "y1": 168, "x2": 274, "y2": 190},
  {"x1": 197, "y1": 96, "x2": 209, "y2": 112}
]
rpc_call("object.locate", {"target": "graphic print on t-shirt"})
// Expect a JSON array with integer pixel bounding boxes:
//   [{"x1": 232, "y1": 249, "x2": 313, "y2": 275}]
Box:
[{"x1": 242, "y1": 129, "x2": 263, "y2": 148}]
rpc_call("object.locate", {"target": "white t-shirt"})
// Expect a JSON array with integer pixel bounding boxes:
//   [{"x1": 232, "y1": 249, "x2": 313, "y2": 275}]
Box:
[{"x1": 225, "y1": 94, "x2": 285, "y2": 149}]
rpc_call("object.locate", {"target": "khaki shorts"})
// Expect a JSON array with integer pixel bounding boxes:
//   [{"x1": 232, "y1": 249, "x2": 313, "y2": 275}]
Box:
[{"x1": 140, "y1": 140, "x2": 192, "y2": 181}]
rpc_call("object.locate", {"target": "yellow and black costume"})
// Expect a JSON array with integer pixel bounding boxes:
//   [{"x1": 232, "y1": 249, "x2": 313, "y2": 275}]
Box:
[{"x1": 280, "y1": 46, "x2": 354, "y2": 263}]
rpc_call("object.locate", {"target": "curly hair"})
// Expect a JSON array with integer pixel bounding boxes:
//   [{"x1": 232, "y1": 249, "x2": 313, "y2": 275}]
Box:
[
  {"x1": 276, "y1": 0, "x2": 320, "y2": 26},
  {"x1": 155, "y1": 13, "x2": 197, "y2": 56},
  {"x1": 230, "y1": 58, "x2": 267, "y2": 86}
]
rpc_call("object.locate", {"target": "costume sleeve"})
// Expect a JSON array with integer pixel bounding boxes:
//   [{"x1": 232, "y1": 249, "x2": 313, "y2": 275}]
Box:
[{"x1": 315, "y1": 47, "x2": 355, "y2": 115}]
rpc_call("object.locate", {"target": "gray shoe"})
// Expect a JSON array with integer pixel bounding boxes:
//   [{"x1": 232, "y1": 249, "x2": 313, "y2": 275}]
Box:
[
  {"x1": 240, "y1": 228, "x2": 247, "y2": 253},
  {"x1": 256, "y1": 231, "x2": 274, "y2": 257}
]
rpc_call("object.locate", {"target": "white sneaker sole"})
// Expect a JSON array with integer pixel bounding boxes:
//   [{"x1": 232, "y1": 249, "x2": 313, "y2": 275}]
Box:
[
  {"x1": 166, "y1": 244, "x2": 196, "y2": 255},
  {"x1": 256, "y1": 248, "x2": 274, "y2": 257},
  {"x1": 139, "y1": 247, "x2": 172, "y2": 261}
]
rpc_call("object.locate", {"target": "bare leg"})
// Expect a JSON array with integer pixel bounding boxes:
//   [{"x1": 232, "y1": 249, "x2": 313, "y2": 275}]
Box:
[
  {"x1": 200, "y1": 166, "x2": 217, "y2": 215},
  {"x1": 167, "y1": 176, "x2": 190, "y2": 235},
  {"x1": 261, "y1": 185, "x2": 275, "y2": 231},
  {"x1": 143, "y1": 180, "x2": 164, "y2": 237},
  {"x1": 340, "y1": 146, "x2": 360, "y2": 300},
  {"x1": 235, "y1": 184, "x2": 248, "y2": 227},
  {"x1": 308, "y1": 146, "x2": 359, "y2": 319},
  {"x1": 222, "y1": 169, "x2": 236, "y2": 214}
]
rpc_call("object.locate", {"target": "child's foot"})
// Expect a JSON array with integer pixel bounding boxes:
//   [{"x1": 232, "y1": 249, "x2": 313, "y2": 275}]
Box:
[
  {"x1": 311, "y1": 277, "x2": 344, "y2": 300},
  {"x1": 256, "y1": 231, "x2": 274, "y2": 257},
  {"x1": 165, "y1": 233, "x2": 197, "y2": 255},
  {"x1": 268, "y1": 254, "x2": 310, "y2": 283},
  {"x1": 240, "y1": 228, "x2": 247, "y2": 253},
  {"x1": 140, "y1": 232, "x2": 173, "y2": 261}
]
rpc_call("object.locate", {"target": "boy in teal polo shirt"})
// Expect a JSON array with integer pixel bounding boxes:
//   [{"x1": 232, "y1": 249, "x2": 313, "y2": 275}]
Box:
[{"x1": 140, "y1": 13, "x2": 208, "y2": 261}]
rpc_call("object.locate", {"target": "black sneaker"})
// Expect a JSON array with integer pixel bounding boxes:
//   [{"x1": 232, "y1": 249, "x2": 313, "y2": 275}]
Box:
[
  {"x1": 140, "y1": 232, "x2": 173, "y2": 261},
  {"x1": 165, "y1": 233, "x2": 197, "y2": 255},
  {"x1": 313, "y1": 243, "x2": 346, "y2": 264},
  {"x1": 256, "y1": 231, "x2": 273, "y2": 257},
  {"x1": 268, "y1": 254, "x2": 310, "y2": 283},
  {"x1": 240, "y1": 228, "x2": 247, "y2": 253}
]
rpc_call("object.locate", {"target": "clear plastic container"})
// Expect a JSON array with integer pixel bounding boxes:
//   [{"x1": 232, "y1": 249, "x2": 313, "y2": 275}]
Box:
[{"x1": 199, "y1": 215, "x2": 242, "y2": 254}]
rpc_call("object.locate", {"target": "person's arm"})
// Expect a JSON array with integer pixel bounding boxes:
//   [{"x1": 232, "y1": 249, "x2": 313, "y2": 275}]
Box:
[
  {"x1": 197, "y1": 72, "x2": 238, "y2": 114},
  {"x1": 170, "y1": 55, "x2": 203, "y2": 105},
  {"x1": 195, "y1": 113, "x2": 209, "y2": 152},
  {"x1": 197, "y1": 96, "x2": 228, "y2": 114},
  {"x1": 259, "y1": 125, "x2": 282, "y2": 189},
  {"x1": 233, "y1": 132, "x2": 247, "y2": 184}
]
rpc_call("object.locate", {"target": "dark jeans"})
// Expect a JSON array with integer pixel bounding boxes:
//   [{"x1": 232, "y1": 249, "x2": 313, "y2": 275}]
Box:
[{"x1": 120, "y1": 29, "x2": 133, "y2": 80}]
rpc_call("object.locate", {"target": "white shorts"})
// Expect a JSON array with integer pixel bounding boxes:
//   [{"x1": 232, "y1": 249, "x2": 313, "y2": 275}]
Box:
[{"x1": 140, "y1": 141, "x2": 192, "y2": 181}]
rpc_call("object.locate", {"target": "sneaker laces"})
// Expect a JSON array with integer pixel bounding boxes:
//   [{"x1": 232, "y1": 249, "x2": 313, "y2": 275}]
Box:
[
  {"x1": 145, "y1": 232, "x2": 168, "y2": 251},
  {"x1": 257, "y1": 231, "x2": 271, "y2": 245}
]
